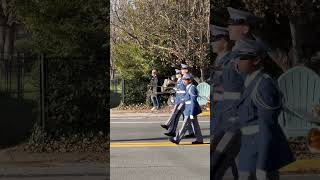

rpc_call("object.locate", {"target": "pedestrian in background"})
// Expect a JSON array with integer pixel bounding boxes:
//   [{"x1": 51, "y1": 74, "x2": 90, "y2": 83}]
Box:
[{"x1": 150, "y1": 69, "x2": 161, "y2": 111}]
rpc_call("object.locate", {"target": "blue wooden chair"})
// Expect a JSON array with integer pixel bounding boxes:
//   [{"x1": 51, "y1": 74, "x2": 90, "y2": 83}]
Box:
[
  {"x1": 196, "y1": 82, "x2": 210, "y2": 106},
  {"x1": 278, "y1": 66, "x2": 320, "y2": 137}
]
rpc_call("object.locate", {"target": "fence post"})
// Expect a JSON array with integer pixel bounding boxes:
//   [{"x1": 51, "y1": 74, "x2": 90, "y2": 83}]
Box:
[
  {"x1": 122, "y1": 79, "x2": 125, "y2": 104},
  {"x1": 40, "y1": 54, "x2": 47, "y2": 130},
  {"x1": 114, "y1": 79, "x2": 118, "y2": 93},
  {"x1": 17, "y1": 53, "x2": 22, "y2": 100}
]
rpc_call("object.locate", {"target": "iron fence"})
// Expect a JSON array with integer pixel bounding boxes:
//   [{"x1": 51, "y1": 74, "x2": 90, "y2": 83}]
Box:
[{"x1": 0, "y1": 54, "x2": 107, "y2": 132}]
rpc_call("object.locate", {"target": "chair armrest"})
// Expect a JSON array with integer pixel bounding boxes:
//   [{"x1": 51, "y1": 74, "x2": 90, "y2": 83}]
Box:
[{"x1": 283, "y1": 105, "x2": 320, "y2": 125}]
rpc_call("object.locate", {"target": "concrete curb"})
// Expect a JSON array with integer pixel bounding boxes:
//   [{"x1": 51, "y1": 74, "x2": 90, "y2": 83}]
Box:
[
  {"x1": 280, "y1": 159, "x2": 320, "y2": 172},
  {"x1": 0, "y1": 150, "x2": 108, "y2": 163},
  {"x1": 199, "y1": 111, "x2": 210, "y2": 116},
  {"x1": 111, "y1": 111, "x2": 210, "y2": 118}
]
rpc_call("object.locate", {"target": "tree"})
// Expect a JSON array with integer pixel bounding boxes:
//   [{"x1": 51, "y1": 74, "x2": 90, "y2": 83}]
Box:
[
  {"x1": 242, "y1": 0, "x2": 320, "y2": 66},
  {"x1": 0, "y1": 0, "x2": 18, "y2": 56},
  {"x1": 111, "y1": 0, "x2": 211, "y2": 80},
  {"x1": 211, "y1": 0, "x2": 320, "y2": 70},
  {"x1": 13, "y1": 0, "x2": 107, "y2": 56},
  {"x1": 9, "y1": 0, "x2": 109, "y2": 136}
]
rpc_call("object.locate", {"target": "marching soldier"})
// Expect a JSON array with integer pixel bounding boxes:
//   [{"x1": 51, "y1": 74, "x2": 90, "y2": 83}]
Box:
[
  {"x1": 234, "y1": 37, "x2": 295, "y2": 180},
  {"x1": 161, "y1": 64, "x2": 194, "y2": 137},
  {"x1": 227, "y1": 7, "x2": 283, "y2": 78},
  {"x1": 169, "y1": 73, "x2": 203, "y2": 144},
  {"x1": 209, "y1": 24, "x2": 239, "y2": 180}
]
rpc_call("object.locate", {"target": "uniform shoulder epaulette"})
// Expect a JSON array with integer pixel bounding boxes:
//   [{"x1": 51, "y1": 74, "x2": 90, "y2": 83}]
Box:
[
  {"x1": 188, "y1": 85, "x2": 197, "y2": 96},
  {"x1": 251, "y1": 74, "x2": 282, "y2": 110}
]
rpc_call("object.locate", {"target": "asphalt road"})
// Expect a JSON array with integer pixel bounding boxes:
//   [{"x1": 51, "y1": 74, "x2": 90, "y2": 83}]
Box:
[
  {"x1": 110, "y1": 112, "x2": 320, "y2": 180},
  {"x1": 110, "y1": 112, "x2": 211, "y2": 180}
]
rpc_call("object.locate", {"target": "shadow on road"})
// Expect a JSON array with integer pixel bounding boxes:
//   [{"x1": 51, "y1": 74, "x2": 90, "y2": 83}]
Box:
[{"x1": 0, "y1": 93, "x2": 37, "y2": 148}]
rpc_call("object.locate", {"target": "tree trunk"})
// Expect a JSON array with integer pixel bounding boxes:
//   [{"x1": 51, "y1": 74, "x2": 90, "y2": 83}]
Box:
[
  {"x1": 0, "y1": 15, "x2": 5, "y2": 54},
  {"x1": 289, "y1": 18, "x2": 302, "y2": 66},
  {"x1": 200, "y1": 67, "x2": 205, "y2": 82},
  {"x1": 4, "y1": 24, "x2": 15, "y2": 57}
]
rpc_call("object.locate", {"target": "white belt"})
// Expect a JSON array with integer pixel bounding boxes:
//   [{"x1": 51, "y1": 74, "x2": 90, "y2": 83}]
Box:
[
  {"x1": 241, "y1": 125, "x2": 259, "y2": 135},
  {"x1": 213, "y1": 93, "x2": 224, "y2": 101},
  {"x1": 176, "y1": 90, "x2": 186, "y2": 94},
  {"x1": 213, "y1": 92, "x2": 241, "y2": 101},
  {"x1": 185, "y1": 101, "x2": 191, "y2": 104}
]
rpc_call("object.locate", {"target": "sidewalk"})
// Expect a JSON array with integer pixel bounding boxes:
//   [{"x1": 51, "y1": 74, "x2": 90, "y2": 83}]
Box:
[{"x1": 110, "y1": 109, "x2": 210, "y2": 117}]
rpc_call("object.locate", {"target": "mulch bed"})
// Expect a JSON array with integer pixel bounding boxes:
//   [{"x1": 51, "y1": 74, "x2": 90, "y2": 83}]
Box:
[{"x1": 289, "y1": 137, "x2": 320, "y2": 159}]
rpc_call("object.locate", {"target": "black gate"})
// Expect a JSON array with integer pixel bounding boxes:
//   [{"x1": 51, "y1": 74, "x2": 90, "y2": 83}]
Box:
[{"x1": 0, "y1": 53, "x2": 41, "y2": 146}]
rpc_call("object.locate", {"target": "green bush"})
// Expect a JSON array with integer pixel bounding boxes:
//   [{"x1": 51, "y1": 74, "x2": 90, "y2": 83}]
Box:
[
  {"x1": 45, "y1": 57, "x2": 107, "y2": 136},
  {"x1": 123, "y1": 77, "x2": 150, "y2": 105}
]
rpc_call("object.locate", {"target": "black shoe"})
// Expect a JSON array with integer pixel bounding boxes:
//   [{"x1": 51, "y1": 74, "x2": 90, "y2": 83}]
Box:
[
  {"x1": 169, "y1": 137, "x2": 179, "y2": 144},
  {"x1": 164, "y1": 132, "x2": 176, "y2": 137},
  {"x1": 192, "y1": 141, "x2": 203, "y2": 144},
  {"x1": 160, "y1": 124, "x2": 168, "y2": 130},
  {"x1": 184, "y1": 133, "x2": 195, "y2": 138}
]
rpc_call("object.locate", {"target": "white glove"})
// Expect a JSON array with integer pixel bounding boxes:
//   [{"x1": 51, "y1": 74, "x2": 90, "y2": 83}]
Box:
[{"x1": 189, "y1": 115, "x2": 194, "y2": 119}]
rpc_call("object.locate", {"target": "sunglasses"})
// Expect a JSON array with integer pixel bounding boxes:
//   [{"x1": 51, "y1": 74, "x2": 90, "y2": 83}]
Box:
[
  {"x1": 228, "y1": 19, "x2": 248, "y2": 25},
  {"x1": 238, "y1": 54, "x2": 258, "y2": 60},
  {"x1": 211, "y1": 35, "x2": 228, "y2": 42}
]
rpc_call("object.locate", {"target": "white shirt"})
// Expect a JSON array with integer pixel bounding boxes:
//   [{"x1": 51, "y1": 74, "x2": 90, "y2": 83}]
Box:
[{"x1": 186, "y1": 83, "x2": 192, "y2": 90}]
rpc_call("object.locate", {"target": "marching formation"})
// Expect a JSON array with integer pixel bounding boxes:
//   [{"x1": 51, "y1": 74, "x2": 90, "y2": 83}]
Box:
[
  {"x1": 160, "y1": 64, "x2": 204, "y2": 144},
  {"x1": 209, "y1": 7, "x2": 295, "y2": 180}
]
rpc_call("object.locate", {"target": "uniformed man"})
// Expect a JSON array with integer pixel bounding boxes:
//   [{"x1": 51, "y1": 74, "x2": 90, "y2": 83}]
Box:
[
  {"x1": 234, "y1": 36, "x2": 295, "y2": 180},
  {"x1": 227, "y1": 7, "x2": 283, "y2": 78},
  {"x1": 160, "y1": 64, "x2": 195, "y2": 137},
  {"x1": 209, "y1": 24, "x2": 239, "y2": 180},
  {"x1": 169, "y1": 73, "x2": 203, "y2": 144}
]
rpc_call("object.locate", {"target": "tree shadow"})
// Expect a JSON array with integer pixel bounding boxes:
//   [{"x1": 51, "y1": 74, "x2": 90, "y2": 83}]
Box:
[{"x1": 0, "y1": 93, "x2": 37, "y2": 148}]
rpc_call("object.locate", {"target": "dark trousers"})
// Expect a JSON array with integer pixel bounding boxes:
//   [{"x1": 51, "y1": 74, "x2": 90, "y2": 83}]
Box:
[
  {"x1": 211, "y1": 130, "x2": 241, "y2": 180},
  {"x1": 165, "y1": 103, "x2": 194, "y2": 134},
  {"x1": 151, "y1": 94, "x2": 160, "y2": 108}
]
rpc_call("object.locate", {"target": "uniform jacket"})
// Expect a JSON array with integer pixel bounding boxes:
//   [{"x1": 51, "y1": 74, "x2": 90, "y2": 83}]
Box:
[
  {"x1": 175, "y1": 78, "x2": 186, "y2": 105},
  {"x1": 212, "y1": 51, "x2": 245, "y2": 134},
  {"x1": 181, "y1": 83, "x2": 202, "y2": 117},
  {"x1": 237, "y1": 70, "x2": 295, "y2": 171},
  {"x1": 212, "y1": 52, "x2": 233, "y2": 94}
]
